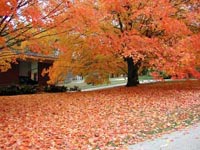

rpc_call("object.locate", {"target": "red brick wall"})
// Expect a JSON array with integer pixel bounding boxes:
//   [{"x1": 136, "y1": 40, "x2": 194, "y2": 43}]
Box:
[
  {"x1": 0, "y1": 64, "x2": 19, "y2": 86},
  {"x1": 38, "y1": 62, "x2": 52, "y2": 86},
  {"x1": 0, "y1": 61, "x2": 53, "y2": 86}
]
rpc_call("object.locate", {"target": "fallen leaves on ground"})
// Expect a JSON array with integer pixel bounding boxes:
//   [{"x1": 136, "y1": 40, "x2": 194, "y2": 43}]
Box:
[{"x1": 0, "y1": 80, "x2": 200, "y2": 150}]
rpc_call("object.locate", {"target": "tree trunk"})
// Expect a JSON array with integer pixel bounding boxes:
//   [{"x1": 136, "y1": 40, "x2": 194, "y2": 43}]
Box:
[{"x1": 125, "y1": 57, "x2": 139, "y2": 87}]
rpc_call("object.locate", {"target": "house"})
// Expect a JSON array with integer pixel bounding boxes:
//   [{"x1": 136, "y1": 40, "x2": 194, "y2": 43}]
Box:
[{"x1": 0, "y1": 50, "x2": 56, "y2": 86}]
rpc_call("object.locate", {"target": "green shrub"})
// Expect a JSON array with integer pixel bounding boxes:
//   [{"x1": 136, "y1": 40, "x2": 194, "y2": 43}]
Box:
[
  {"x1": 0, "y1": 85, "x2": 37, "y2": 96},
  {"x1": 69, "y1": 86, "x2": 81, "y2": 92},
  {"x1": 0, "y1": 85, "x2": 20, "y2": 95},
  {"x1": 44, "y1": 85, "x2": 68, "y2": 93},
  {"x1": 19, "y1": 85, "x2": 37, "y2": 94}
]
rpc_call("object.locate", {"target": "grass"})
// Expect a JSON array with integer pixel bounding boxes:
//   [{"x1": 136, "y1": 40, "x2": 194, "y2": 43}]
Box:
[
  {"x1": 138, "y1": 75, "x2": 153, "y2": 80},
  {"x1": 64, "y1": 75, "x2": 153, "y2": 90}
]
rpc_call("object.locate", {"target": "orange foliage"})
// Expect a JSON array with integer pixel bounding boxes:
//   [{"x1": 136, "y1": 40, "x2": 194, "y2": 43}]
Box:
[
  {"x1": 0, "y1": 81, "x2": 200, "y2": 149},
  {"x1": 1, "y1": 0, "x2": 199, "y2": 82},
  {"x1": 0, "y1": 0, "x2": 73, "y2": 72},
  {"x1": 0, "y1": 0, "x2": 71, "y2": 53},
  {"x1": 45, "y1": 0, "x2": 200, "y2": 83}
]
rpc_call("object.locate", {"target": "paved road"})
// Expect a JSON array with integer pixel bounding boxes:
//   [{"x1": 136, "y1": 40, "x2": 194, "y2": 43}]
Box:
[
  {"x1": 82, "y1": 83, "x2": 126, "y2": 91},
  {"x1": 129, "y1": 123, "x2": 200, "y2": 150},
  {"x1": 81, "y1": 80, "x2": 158, "y2": 91}
]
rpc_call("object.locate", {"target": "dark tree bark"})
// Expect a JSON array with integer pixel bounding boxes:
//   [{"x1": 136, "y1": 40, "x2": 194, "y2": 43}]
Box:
[{"x1": 125, "y1": 57, "x2": 140, "y2": 87}]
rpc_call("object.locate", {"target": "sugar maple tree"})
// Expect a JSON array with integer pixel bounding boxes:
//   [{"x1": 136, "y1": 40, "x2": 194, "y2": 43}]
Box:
[
  {"x1": 45, "y1": 0, "x2": 200, "y2": 86},
  {"x1": 44, "y1": 29, "x2": 127, "y2": 85},
  {"x1": 0, "y1": 0, "x2": 72, "y2": 71},
  {"x1": 1, "y1": 0, "x2": 199, "y2": 86}
]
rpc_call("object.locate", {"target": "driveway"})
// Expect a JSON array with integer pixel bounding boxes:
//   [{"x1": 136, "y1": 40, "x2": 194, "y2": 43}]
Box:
[{"x1": 129, "y1": 123, "x2": 200, "y2": 150}]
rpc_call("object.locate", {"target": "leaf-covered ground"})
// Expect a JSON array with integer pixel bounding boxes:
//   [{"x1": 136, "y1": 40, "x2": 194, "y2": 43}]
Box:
[{"x1": 0, "y1": 81, "x2": 200, "y2": 150}]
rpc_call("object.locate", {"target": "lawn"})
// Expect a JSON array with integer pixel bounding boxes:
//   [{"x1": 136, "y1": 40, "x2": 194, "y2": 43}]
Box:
[
  {"x1": 64, "y1": 76, "x2": 153, "y2": 90},
  {"x1": 63, "y1": 77, "x2": 127, "y2": 90},
  {"x1": 0, "y1": 80, "x2": 200, "y2": 149}
]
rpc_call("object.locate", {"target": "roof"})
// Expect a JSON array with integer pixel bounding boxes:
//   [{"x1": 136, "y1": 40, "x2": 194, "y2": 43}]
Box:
[{"x1": 0, "y1": 49, "x2": 57, "y2": 62}]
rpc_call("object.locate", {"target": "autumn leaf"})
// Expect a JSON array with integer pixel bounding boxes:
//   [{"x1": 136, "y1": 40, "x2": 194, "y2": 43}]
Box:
[{"x1": 0, "y1": 80, "x2": 200, "y2": 149}]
